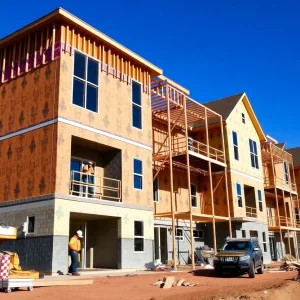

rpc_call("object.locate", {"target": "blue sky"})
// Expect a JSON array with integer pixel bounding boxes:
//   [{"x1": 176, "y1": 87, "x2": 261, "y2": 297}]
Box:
[{"x1": 1, "y1": 1, "x2": 299, "y2": 147}]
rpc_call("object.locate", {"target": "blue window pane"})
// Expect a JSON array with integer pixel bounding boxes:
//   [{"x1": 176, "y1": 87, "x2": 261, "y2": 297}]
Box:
[
  {"x1": 236, "y1": 183, "x2": 241, "y2": 195},
  {"x1": 87, "y1": 58, "x2": 99, "y2": 85},
  {"x1": 134, "y1": 159, "x2": 142, "y2": 174},
  {"x1": 86, "y1": 84, "x2": 98, "y2": 112},
  {"x1": 249, "y1": 140, "x2": 253, "y2": 152},
  {"x1": 74, "y1": 52, "x2": 86, "y2": 79},
  {"x1": 232, "y1": 131, "x2": 238, "y2": 145},
  {"x1": 134, "y1": 175, "x2": 142, "y2": 189},
  {"x1": 258, "y1": 190, "x2": 262, "y2": 201},
  {"x1": 73, "y1": 78, "x2": 85, "y2": 107},
  {"x1": 253, "y1": 141, "x2": 257, "y2": 154},
  {"x1": 132, "y1": 105, "x2": 142, "y2": 129},
  {"x1": 132, "y1": 81, "x2": 141, "y2": 105}
]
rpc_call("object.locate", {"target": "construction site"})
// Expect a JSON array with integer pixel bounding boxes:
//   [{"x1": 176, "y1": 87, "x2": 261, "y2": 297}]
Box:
[{"x1": 0, "y1": 6, "x2": 300, "y2": 299}]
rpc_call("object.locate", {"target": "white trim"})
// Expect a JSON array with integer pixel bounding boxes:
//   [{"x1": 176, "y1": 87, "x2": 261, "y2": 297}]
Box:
[
  {"x1": 131, "y1": 80, "x2": 143, "y2": 131},
  {"x1": 230, "y1": 169, "x2": 264, "y2": 183},
  {"x1": 0, "y1": 118, "x2": 58, "y2": 141},
  {"x1": 133, "y1": 158, "x2": 143, "y2": 190},
  {"x1": 175, "y1": 228, "x2": 184, "y2": 241},
  {"x1": 134, "y1": 220, "x2": 144, "y2": 253},
  {"x1": 57, "y1": 117, "x2": 152, "y2": 151}
]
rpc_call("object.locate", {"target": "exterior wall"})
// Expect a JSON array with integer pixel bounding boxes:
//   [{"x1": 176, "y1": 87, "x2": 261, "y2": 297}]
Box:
[
  {"x1": 53, "y1": 196, "x2": 154, "y2": 272},
  {"x1": 0, "y1": 199, "x2": 55, "y2": 272},
  {"x1": 230, "y1": 172, "x2": 267, "y2": 221},
  {"x1": 226, "y1": 99, "x2": 263, "y2": 179},
  {"x1": 154, "y1": 219, "x2": 206, "y2": 265},
  {"x1": 0, "y1": 60, "x2": 59, "y2": 203},
  {"x1": 56, "y1": 123, "x2": 153, "y2": 207},
  {"x1": 232, "y1": 221, "x2": 271, "y2": 263}
]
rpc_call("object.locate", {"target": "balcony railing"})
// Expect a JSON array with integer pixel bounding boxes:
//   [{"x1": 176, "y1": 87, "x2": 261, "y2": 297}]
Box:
[
  {"x1": 264, "y1": 176, "x2": 297, "y2": 192},
  {"x1": 70, "y1": 171, "x2": 121, "y2": 201},
  {"x1": 154, "y1": 136, "x2": 225, "y2": 163},
  {"x1": 268, "y1": 216, "x2": 296, "y2": 228},
  {"x1": 245, "y1": 206, "x2": 257, "y2": 218}
]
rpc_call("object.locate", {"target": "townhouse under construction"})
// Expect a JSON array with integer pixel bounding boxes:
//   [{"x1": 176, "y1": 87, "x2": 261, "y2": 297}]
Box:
[{"x1": 0, "y1": 8, "x2": 299, "y2": 274}]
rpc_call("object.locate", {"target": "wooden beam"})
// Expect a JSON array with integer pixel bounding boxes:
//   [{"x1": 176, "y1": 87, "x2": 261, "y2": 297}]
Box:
[
  {"x1": 65, "y1": 25, "x2": 69, "y2": 53},
  {"x1": 71, "y1": 28, "x2": 75, "y2": 54},
  {"x1": 33, "y1": 280, "x2": 93, "y2": 287},
  {"x1": 40, "y1": 29, "x2": 44, "y2": 65},
  {"x1": 183, "y1": 95, "x2": 195, "y2": 270},
  {"x1": 1, "y1": 48, "x2": 6, "y2": 83},
  {"x1": 271, "y1": 149, "x2": 284, "y2": 258},
  {"x1": 283, "y1": 189, "x2": 291, "y2": 255},
  {"x1": 167, "y1": 85, "x2": 177, "y2": 270},
  {"x1": 11, "y1": 44, "x2": 16, "y2": 78},
  {"x1": 52, "y1": 23, "x2": 56, "y2": 60},
  {"x1": 34, "y1": 32, "x2": 37, "y2": 68}
]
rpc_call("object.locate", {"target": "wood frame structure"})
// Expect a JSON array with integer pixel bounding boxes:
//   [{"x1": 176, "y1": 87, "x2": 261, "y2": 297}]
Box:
[
  {"x1": 261, "y1": 141, "x2": 300, "y2": 259},
  {"x1": 152, "y1": 77, "x2": 232, "y2": 269}
]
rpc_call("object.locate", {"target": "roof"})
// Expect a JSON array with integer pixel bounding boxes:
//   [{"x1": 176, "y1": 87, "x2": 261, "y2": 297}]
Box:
[
  {"x1": 0, "y1": 8, "x2": 162, "y2": 76},
  {"x1": 286, "y1": 147, "x2": 300, "y2": 167},
  {"x1": 202, "y1": 92, "x2": 266, "y2": 141},
  {"x1": 203, "y1": 93, "x2": 244, "y2": 120}
]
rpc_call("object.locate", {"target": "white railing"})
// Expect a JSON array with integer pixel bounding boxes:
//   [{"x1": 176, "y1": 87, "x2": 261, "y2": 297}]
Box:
[{"x1": 70, "y1": 171, "x2": 121, "y2": 201}]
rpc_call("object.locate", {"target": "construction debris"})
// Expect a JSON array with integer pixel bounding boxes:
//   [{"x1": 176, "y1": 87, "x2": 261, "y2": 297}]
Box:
[
  {"x1": 283, "y1": 255, "x2": 296, "y2": 262},
  {"x1": 284, "y1": 261, "x2": 300, "y2": 281},
  {"x1": 154, "y1": 276, "x2": 199, "y2": 288}
]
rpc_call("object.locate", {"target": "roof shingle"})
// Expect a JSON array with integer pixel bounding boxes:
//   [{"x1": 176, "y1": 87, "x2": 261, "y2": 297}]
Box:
[
  {"x1": 286, "y1": 147, "x2": 300, "y2": 167},
  {"x1": 203, "y1": 92, "x2": 245, "y2": 120}
]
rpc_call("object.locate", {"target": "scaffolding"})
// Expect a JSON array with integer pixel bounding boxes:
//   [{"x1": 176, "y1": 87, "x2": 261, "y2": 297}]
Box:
[
  {"x1": 261, "y1": 141, "x2": 300, "y2": 260},
  {"x1": 151, "y1": 77, "x2": 232, "y2": 269}
]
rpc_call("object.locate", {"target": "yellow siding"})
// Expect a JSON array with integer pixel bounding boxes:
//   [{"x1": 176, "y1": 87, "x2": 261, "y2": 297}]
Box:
[{"x1": 226, "y1": 99, "x2": 263, "y2": 179}]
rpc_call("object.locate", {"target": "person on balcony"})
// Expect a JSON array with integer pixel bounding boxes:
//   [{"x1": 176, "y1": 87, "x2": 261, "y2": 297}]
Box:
[{"x1": 82, "y1": 161, "x2": 95, "y2": 197}]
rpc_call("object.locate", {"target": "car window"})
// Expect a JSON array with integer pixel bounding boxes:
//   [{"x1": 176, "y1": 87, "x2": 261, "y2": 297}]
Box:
[{"x1": 222, "y1": 241, "x2": 251, "y2": 251}]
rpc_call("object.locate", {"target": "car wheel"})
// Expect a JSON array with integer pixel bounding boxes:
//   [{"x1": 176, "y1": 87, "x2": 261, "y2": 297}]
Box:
[
  {"x1": 248, "y1": 261, "x2": 255, "y2": 278},
  {"x1": 257, "y1": 262, "x2": 264, "y2": 274}
]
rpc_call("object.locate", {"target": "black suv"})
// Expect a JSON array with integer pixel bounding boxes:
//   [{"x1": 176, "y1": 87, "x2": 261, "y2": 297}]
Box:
[{"x1": 213, "y1": 238, "x2": 264, "y2": 278}]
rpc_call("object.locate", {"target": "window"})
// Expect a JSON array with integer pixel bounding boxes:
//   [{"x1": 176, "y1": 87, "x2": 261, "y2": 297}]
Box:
[
  {"x1": 242, "y1": 113, "x2": 245, "y2": 124},
  {"x1": 262, "y1": 232, "x2": 267, "y2": 252},
  {"x1": 133, "y1": 159, "x2": 143, "y2": 190},
  {"x1": 153, "y1": 175, "x2": 159, "y2": 202},
  {"x1": 258, "y1": 190, "x2": 263, "y2": 212},
  {"x1": 232, "y1": 131, "x2": 239, "y2": 160},
  {"x1": 191, "y1": 184, "x2": 197, "y2": 207},
  {"x1": 193, "y1": 230, "x2": 204, "y2": 239},
  {"x1": 73, "y1": 52, "x2": 99, "y2": 112},
  {"x1": 249, "y1": 139, "x2": 259, "y2": 169},
  {"x1": 250, "y1": 230, "x2": 258, "y2": 238},
  {"x1": 242, "y1": 230, "x2": 246, "y2": 238},
  {"x1": 134, "y1": 221, "x2": 144, "y2": 252},
  {"x1": 236, "y1": 183, "x2": 243, "y2": 207},
  {"x1": 175, "y1": 228, "x2": 184, "y2": 241},
  {"x1": 27, "y1": 216, "x2": 35, "y2": 234},
  {"x1": 132, "y1": 81, "x2": 142, "y2": 129},
  {"x1": 284, "y1": 161, "x2": 289, "y2": 184}
]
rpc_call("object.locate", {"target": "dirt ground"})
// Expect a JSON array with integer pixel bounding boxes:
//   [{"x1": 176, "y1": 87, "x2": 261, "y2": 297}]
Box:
[{"x1": 2, "y1": 270, "x2": 300, "y2": 300}]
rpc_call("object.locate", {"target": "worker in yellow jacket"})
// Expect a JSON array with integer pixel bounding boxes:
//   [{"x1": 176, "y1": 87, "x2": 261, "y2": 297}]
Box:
[{"x1": 68, "y1": 230, "x2": 83, "y2": 276}]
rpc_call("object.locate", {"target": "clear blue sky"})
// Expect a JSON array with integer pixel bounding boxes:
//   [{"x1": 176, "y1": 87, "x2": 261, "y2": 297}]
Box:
[{"x1": 1, "y1": 1, "x2": 299, "y2": 147}]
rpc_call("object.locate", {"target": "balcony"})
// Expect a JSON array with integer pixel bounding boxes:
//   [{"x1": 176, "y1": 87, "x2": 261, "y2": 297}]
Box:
[
  {"x1": 70, "y1": 171, "x2": 121, "y2": 201},
  {"x1": 264, "y1": 176, "x2": 297, "y2": 192},
  {"x1": 268, "y1": 216, "x2": 296, "y2": 228}
]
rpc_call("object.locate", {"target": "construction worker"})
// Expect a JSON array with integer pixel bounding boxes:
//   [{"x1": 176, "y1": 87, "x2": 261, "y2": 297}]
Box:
[
  {"x1": 82, "y1": 161, "x2": 95, "y2": 197},
  {"x1": 68, "y1": 230, "x2": 83, "y2": 276}
]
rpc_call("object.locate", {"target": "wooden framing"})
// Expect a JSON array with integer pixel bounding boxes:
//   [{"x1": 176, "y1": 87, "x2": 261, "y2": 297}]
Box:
[{"x1": 152, "y1": 78, "x2": 231, "y2": 267}]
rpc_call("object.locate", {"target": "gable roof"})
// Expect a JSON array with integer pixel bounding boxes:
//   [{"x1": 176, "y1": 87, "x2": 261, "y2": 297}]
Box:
[
  {"x1": 203, "y1": 92, "x2": 244, "y2": 120},
  {"x1": 202, "y1": 92, "x2": 266, "y2": 141},
  {"x1": 286, "y1": 147, "x2": 300, "y2": 167}
]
